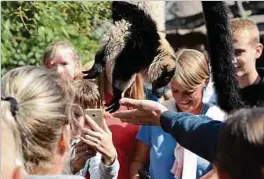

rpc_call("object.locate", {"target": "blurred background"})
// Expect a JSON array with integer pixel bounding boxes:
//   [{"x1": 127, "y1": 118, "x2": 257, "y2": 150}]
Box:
[{"x1": 1, "y1": 1, "x2": 264, "y2": 75}]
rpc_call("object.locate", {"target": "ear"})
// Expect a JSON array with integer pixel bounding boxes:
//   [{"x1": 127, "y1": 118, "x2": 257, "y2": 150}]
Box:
[
  {"x1": 58, "y1": 124, "x2": 71, "y2": 155},
  {"x1": 255, "y1": 43, "x2": 263, "y2": 59}
]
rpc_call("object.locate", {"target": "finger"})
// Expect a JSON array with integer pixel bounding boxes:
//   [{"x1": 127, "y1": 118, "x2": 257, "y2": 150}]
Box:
[
  {"x1": 80, "y1": 135, "x2": 101, "y2": 147},
  {"x1": 113, "y1": 109, "x2": 150, "y2": 120},
  {"x1": 101, "y1": 118, "x2": 111, "y2": 134},
  {"x1": 112, "y1": 109, "x2": 137, "y2": 118},
  {"x1": 80, "y1": 136, "x2": 101, "y2": 150},
  {"x1": 85, "y1": 115, "x2": 104, "y2": 133},
  {"x1": 119, "y1": 98, "x2": 145, "y2": 109},
  {"x1": 119, "y1": 117, "x2": 142, "y2": 125},
  {"x1": 120, "y1": 115, "x2": 156, "y2": 125},
  {"x1": 119, "y1": 98, "x2": 164, "y2": 112},
  {"x1": 81, "y1": 128, "x2": 102, "y2": 140}
]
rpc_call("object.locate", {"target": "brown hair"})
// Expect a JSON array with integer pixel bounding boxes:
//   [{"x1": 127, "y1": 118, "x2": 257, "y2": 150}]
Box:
[
  {"x1": 217, "y1": 107, "x2": 264, "y2": 179},
  {"x1": 73, "y1": 78, "x2": 101, "y2": 109},
  {"x1": 173, "y1": 49, "x2": 209, "y2": 92},
  {"x1": 230, "y1": 18, "x2": 260, "y2": 45},
  {"x1": 1, "y1": 66, "x2": 74, "y2": 174}
]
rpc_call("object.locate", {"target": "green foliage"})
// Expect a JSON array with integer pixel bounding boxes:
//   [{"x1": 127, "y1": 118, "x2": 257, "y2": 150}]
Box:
[{"x1": 1, "y1": 1, "x2": 111, "y2": 75}]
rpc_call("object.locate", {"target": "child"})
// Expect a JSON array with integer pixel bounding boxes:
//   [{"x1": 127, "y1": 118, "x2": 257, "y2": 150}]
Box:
[
  {"x1": 230, "y1": 18, "x2": 264, "y2": 87},
  {"x1": 64, "y1": 78, "x2": 119, "y2": 179},
  {"x1": 42, "y1": 41, "x2": 83, "y2": 80},
  {"x1": 73, "y1": 78, "x2": 100, "y2": 109}
]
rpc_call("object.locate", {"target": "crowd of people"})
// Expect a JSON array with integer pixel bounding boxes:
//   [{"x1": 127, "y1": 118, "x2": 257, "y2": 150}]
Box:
[{"x1": 1, "y1": 17, "x2": 264, "y2": 179}]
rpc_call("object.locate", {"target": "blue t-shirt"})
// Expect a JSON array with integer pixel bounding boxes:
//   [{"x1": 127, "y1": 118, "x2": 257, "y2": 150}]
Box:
[
  {"x1": 137, "y1": 125, "x2": 176, "y2": 179},
  {"x1": 137, "y1": 99, "x2": 214, "y2": 179}
]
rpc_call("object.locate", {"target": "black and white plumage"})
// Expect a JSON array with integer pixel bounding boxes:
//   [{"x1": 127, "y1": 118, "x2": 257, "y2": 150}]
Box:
[
  {"x1": 202, "y1": 1, "x2": 264, "y2": 114},
  {"x1": 83, "y1": 1, "x2": 176, "y2": 112}
]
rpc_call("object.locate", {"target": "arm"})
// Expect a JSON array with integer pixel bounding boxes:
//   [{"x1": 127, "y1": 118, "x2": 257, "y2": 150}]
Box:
[
  {"x1": 130, "y1": 140, "x2": 150, "y2": 179},
  {"x1": 80, "y1": 116, "x2": 119, "y2": 179},
  {"x1": 113, "y1": 98, "x2": 224, "y2": 163},
  {"x1": 160, "y1": 111, "x2": 224, "y2": 163},
  {"x1": 88, "y1": 153, "x2": 120, "y2": 179}
]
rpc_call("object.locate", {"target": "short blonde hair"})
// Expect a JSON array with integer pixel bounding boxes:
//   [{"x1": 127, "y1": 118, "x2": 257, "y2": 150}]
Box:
[
  {"x1": 1, "y1": 66, "x2": 74, "y2": 174},
  {"x1": 230, "y1": 18, "x2": 260, "y2": 45},
  {"x1": 42, "y1": 40, "x2": 82, "y2": 76},
  {"x1": 173, "y1": 49, "x2": 209, "y2": 92},
  {"x1": 73, "y1": 78, "x2": 101, "y2": 109}
]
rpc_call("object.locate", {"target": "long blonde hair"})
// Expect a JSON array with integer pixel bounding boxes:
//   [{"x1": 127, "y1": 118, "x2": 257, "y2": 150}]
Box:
[
  {"x1": 1, "y1": 66, "x2": 74, "y2": 174},
  {"x1": 173, "y1": 49, "x2": 209, "y2": 92},
  {"x1": 1, "y1": 101, "x2": 24, "y2": 172}
]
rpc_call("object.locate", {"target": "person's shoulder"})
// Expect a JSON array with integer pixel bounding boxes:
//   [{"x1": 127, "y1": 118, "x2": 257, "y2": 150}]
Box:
[{"x1": 205, "y1": 104, "x2": 226, "y2": 122}]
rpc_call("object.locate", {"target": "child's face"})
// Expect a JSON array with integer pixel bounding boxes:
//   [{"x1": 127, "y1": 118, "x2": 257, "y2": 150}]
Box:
[
  {"x1": 233, "y1": 33, "x2": 263, "y2": 78},
  {"x1": 47, "y1": 48, "x2": 76, "y2": 80}
]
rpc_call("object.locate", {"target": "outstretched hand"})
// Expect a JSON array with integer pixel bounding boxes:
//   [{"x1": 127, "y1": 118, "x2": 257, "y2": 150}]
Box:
[{"x1": 111, "y1": 98, "x2": 168, "y2": 126}]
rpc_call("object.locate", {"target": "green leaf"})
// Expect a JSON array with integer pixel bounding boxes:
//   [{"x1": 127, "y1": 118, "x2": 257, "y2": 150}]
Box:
[{"x1": 1, "y1": 1, "x2": 111, "y2": 75}]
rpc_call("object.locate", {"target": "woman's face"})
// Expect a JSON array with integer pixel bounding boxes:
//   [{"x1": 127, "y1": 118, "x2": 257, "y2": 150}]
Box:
[
  {"x1": 46, "y1": 48, "x2": 76, "y2": 80},
  {"x1": 170, "y1": 79, "x2": 204, "y2": 113}
]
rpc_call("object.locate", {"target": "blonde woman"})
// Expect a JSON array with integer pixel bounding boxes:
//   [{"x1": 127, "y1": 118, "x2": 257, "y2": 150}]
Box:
[
  {"x1": 130, "y1": 49, "x2": 226, "y2": 179},
  {"x1": 1, "y1": 66, "x2": 79, "y2": 176},
  {"x1": 1, "y1": 101, "x2": 26, "y2": 179}
]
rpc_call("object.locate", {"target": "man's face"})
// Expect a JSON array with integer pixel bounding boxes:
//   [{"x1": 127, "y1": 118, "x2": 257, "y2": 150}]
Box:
[{"x1": 232, "y1": 33, "x2": 262, "y2": 78}]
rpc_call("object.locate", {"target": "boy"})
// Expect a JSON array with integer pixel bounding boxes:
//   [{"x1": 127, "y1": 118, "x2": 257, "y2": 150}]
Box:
[
  {"x1": 64, "y1": 78, "x2": 119, "y2": 179},
  {"x1": 73, "y1": 78, "x2": 101, "y2": 109},
  {"x1": 230, "y1": 18, "x2": 264, "y2": 87}
]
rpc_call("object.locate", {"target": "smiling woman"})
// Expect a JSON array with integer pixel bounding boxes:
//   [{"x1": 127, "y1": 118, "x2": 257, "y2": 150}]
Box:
[
  {"x1": 171, "y1": 49, "x2": 210, "y2": 114},
  {"x1": 130, "y1": 49, "x2": 226, "y2": 179}
]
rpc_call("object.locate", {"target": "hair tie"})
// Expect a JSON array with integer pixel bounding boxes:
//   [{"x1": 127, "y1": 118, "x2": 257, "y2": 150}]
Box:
[{"x1": 1, "y1": 96, "x2": 19, "y2": 116}]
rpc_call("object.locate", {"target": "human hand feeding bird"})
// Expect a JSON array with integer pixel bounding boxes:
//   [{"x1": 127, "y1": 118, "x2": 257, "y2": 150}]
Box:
[{"x1": 83, "y1": 1, "x2": 176, "y2": 113}]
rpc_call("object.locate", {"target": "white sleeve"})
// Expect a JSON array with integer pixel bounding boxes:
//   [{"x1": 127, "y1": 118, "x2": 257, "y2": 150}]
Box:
[{"x1": 87, "y1": 153, "x2": 120, "y2": 179}]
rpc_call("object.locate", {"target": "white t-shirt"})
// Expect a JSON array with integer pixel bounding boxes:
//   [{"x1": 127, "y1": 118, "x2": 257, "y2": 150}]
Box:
[{"x1": 202, "y1": 78, "x2": 218, "y2": 105}]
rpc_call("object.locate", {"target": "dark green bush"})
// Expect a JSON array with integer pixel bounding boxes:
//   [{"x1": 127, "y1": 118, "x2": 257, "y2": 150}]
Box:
[{"x1": 1, "y1": 1, "x2": 111, "y2": 75}]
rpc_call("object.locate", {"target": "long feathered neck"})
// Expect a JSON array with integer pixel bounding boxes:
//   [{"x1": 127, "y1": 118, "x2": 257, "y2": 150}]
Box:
[{"x1": 202, "y1": 1, "x2": 244, "y2": 113}]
